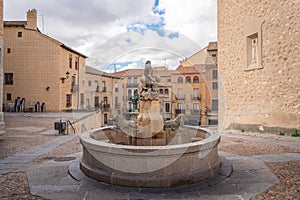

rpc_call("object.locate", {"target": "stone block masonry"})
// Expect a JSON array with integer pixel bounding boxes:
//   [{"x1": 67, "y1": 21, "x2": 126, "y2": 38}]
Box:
[{"x1": 218, "y1": 0, "x2": 300, "y2": 131}]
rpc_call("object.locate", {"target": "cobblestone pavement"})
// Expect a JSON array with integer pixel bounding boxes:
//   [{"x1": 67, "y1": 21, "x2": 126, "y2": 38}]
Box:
[{"x1": 0, "y1": 113, "x2": 300, "y2": 199}]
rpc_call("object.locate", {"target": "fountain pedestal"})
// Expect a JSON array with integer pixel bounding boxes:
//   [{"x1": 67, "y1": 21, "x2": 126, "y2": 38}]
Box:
[{"x1": 136, "y1": 100, "x2": 165, "y2": 146}]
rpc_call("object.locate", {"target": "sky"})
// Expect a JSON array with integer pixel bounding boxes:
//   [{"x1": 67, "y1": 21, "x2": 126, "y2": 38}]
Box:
[{"x1": 4, "y1": 0, "x2": 217, "y2": 72}]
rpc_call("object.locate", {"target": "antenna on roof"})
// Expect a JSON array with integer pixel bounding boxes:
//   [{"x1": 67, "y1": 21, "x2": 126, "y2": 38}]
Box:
[
  {"x1": 163, "y1": 58, "x2": 168, "y2": 69},
  {"x1": 38, "y1": 14, "x2": 45, "y2": 33}
]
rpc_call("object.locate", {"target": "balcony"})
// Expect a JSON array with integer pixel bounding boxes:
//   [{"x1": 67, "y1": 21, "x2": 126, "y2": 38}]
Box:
[
  {"x1": 191, "y1": 95, "x2": 201, "y2": 100},
  {"x1": 127, "y1": 83, "x2": 139, "y2": 88},
  {"x1": 175, "y1": 95, "x2": 185, "y2": 100},
  {"x1": 71, "y1": 84, "x2": 79, "y2": 92},
  {"x1": 191, "y1": 109, "x2": 201, "y2": 115},
  {"x1": 175, "y1": 109, "x2": 185, "y2": 115},
  {"x1": 205, "y1": 109, "x2": 218, "y2": 116},
  {"x1": 102, "y1": 104, "x2": 110, "y2": 111}
]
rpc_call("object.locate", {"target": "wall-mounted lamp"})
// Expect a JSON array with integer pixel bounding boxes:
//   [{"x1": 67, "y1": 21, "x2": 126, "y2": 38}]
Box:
[
  {"x1": 46, "y1": 86, "x2": 50, "y2": 91},
  {"x1": 60, "y1": 71, "x2": 70, "y2": 83}
]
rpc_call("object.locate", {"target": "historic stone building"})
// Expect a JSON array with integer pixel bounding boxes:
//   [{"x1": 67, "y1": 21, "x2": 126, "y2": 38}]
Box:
[
  {"x1": 0, "y1": 0, "x2": 4, "y2": 140},
  {"x1": 218, "y1": 0, "x2": 299, "y2": 131},
  {"x1": 3, "y1": 9, "x2": 87, "y2": 112},
  {"x1": 112, "y1": 41, "x2": 218, "y2": 126},
  {"x1": 85, "y1": 66, "x2": 121, "y2": 125},
  {"x1": 176, "y1": 41, "x2": 218, "y2": 125}
]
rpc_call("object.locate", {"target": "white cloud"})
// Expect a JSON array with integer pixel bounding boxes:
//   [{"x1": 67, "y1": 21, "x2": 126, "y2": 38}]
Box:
[{"x1": 4, "y1": 0, "x2": 217, "y2": 70}]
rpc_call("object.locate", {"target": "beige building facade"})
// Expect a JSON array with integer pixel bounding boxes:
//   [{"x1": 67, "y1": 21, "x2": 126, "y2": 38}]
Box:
[
  {"x1": 218, "y1": 0, "x2": 300, "y2": 131},
  {"x1": 3, "y1": 9, "x2": 87, "y2": 112},
  {"x1": 85, "y1": 66, "x2": 121, "y2": 125}
]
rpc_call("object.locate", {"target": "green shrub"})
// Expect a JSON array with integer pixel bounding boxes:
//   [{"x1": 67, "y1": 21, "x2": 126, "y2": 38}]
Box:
[
  {"x1": 291, "y1": 130, "x2": 300, "y2": 137},
  {"x1": 279, "y1": 132, "x2": 285, "y2": 136}
]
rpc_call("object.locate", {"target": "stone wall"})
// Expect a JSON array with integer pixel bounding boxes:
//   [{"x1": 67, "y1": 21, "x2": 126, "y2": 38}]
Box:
[{"x1": 218, "y1": 0, "x2": 300, "y2": 131}]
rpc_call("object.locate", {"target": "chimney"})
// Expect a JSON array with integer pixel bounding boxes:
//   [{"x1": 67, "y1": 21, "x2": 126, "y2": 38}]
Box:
[{"x1": 26, "y1": 9, "x2": 37, "y2": 30}]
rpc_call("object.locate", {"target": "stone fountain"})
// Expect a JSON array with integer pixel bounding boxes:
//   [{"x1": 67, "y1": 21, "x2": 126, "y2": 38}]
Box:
[{"x1": 80, "y1": 61, "x2": 221, "y2": 188}]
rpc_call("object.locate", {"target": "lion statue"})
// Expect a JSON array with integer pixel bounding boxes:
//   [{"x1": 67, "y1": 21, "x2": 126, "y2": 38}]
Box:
[
  {"x1": 112, "y1": 115, "x2": 136, "y2": 133},
  {"x1": 164, "y1": 114, "x2": 188, "y2": 131}
]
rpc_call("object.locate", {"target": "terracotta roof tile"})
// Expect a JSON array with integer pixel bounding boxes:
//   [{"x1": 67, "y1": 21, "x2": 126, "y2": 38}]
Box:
[
  {"x1": 4, "y1": 21, "x2": 26, "y2": 26},
  {"x1": 207, "y1": 42, "x2": 218, "y2": 51}
]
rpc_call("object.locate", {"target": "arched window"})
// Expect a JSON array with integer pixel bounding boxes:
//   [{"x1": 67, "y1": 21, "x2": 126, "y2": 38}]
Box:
[
  {"x1": 178, "y1": 76, "x2": 183, "y2": 83},
  {"x1": 185, "y1": 76, "x2": 191, "y2": 83},
  {"x1": 193, "y1": 76, "x2": 199, "y2": 83}
]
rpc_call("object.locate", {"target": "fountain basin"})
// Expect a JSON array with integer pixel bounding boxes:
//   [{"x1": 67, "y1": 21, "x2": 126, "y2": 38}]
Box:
[{"x1": 80, "y1": 126, "x2": 221, "y2": 188}]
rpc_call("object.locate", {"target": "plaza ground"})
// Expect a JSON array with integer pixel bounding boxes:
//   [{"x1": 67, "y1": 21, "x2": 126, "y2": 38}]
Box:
[{"x1": 0, "y1": 113, "x2": 299, "y2": 199}]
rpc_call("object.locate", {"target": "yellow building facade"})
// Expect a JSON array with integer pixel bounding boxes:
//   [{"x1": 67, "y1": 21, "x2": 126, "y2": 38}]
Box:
[
  {"x1": 85, "y1": 66, "x2": 122, "y2": 125},
  {"x1": 3, "y1": 9, "x2": 87, "y2": 112}
]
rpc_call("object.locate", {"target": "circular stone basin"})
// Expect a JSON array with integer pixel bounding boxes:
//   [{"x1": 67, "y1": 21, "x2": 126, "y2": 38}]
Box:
[{"x1": 79, "y1": 126, "x2": 221, "y2": 188}]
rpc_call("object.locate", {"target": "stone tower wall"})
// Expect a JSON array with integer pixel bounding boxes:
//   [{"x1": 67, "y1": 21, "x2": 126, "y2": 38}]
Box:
[{"x1": 218, "y1": 0, "x2": 300, "y2": 131}]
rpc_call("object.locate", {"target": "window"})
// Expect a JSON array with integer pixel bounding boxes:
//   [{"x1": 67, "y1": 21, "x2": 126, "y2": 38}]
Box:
[
  {"x1": 115, "y1": 97, "x2": 119, "y2": 109},
  {"x1": 212, "y1": 54, "x2": 216, "y2": 57},
  {"x1": 18, "y1": 32, "x2": 22, "y2": 37},
  {"x1": 212, "y1": 99, "x2": 218, "y2": 111},
  {"x1": 249, "y1": 35, "x2": 258, "y2": 64},
  {"x1": 102, "y1": 81, "x2": 106, "y2": 92},
  {"x1": 178, "y1": 88, "x2": 184, "y2": 99},
  {"x1": 212, "y1": 70, "x2": 218, "y2": 79},
  {"x1": 7, "y1": 93, "x2": 12, "y2": 101},
  {"x1": 75, "y1": 57, "x2": 79, "y2": 70},
  {"x1": 212, "y1": 82, "x2": 218, "y2": 90},
  {"x1": 193, "y1": 76, "x2": 199, "y2": 83},
  {"x1": 244, "y1": 19, "x2": 263, "y2": 70},
  {"x1": 104, "y1": 97, "x2": 108, "y2": 105},
  {"x1": 104, "y1": 114, "x2": 108, "y2": 124},
  {"x1": 4, "y1": 73, "x2": 13, "y2": 85},
  {"x1": 193, "y1": 88, "x2": 199, "y2": 98},
  {"x1": 66, "y1": 94, "x2": 72, "y2": 107},
  {"x1": 114, "y1": 83, "x2": 119, "y2": 92},
  {"x1": 71, "y1": 76, "x2": 76, "y2": 86},
  {"x1": 134, "y1": 77, "x2": 138, "y2": 86},
  {"x1": 7, "y1": 48, "x2": 11, "y2": 54},
  {"x1": 127, "y1": 78, "x2": 132, "y2": 87},
  {"x1": 165, "y1": 103, "x2": 170, "y2": 113},
  {"x1": 178, "y1": 76, "x2": 183, "y2": 83},
  {"x1": 164, "y1": 89, "x2": 169, "y2": 95},
  {"x1": 88, "y1": 81, "x2": 91, "y2": 86},
  {"x1": 159, "y1": 89, "x2": 164, "y2": 94},
  {"x1": 128, "y1": 89, "x2": 132, "y2": 99},
  {"x1": 80, "y1": 93, "x2": 84, "y2": 105},
  {"x1": 178, "y1": 103, "x2": 183, "y2": 109},
  {"x1": 69, "y1": 55, "x2": 72, "y2": 69},
  {"x1": 185, "y1": 76, "x2": 191, "y2": 83},
  {"x1": 193, "y1": 103, "x2": 199, "y2": 110},
  {"x1": 95, "y1": 96, "x2": 99, "y2": 108},
  {"x1": 94, "y1": 80, "x2": 99, "y2": 91}
]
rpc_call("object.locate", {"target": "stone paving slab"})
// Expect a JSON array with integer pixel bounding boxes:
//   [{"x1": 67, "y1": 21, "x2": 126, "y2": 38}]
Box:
[
  {"x1": 2, "y1": 129, "x2": 300, "y2": 199},
  {"x1": 0, "y1": 134, "x2": 77, "y2": 175}
]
